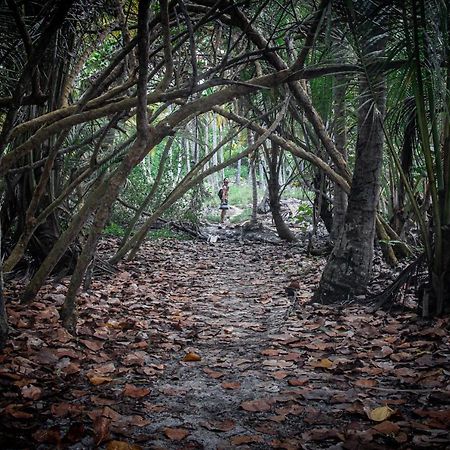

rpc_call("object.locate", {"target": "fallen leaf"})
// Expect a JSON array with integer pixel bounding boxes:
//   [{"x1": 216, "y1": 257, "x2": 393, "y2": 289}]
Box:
[
  {"x1": 64, "y1": 422, "x2": 85, "y2": 444},
  {"x1": 288, "y1": 378, "x2": 308, "y2": 386},
  {"x1": 32, "y1": 426, "x2": 61, "y2": 444},
  {"x1": 80, "y1": 339, "x2": 104, "y2": 351},
  {"x1": 122, "y1": 384, "x2": 151, "y2": 399},
  {"x1": 241, "y1": 399, "x2": 273, "y2": 412},
  {"x1": 354, "y1": 379, "x2": 377, "y2": 388},
  {"x1": 373, "y1": 420, "x2": 400, "y2": 435},
  {"x1": 88, "y1": 375, "x2": 113, "y2": 385},
  {"x1": 93, "y1": 415, "x2": 111, "y2": 446},
  {"x1": 21, "y1": 384, "x2": 42, "y2": 400},
  {"x1": 106, "y1": 441, "x2": 143, "y2": 450},
  {"x1": 51, "y1": 402, "x2": 84, "y2": 418},
  {"x1": 311, "y1": 358, "x2": 333, "y2": 369},
  {"x1": 230, "y1": 435, "x2": 263, "y2": 445},
  {"x1": 3, "y1": 404, "x2": 33, "y2": 419},
  {"x1": 221, "y1": 381, "x2": 241, "y2": 390},
  {"x1": 203, "y1": 368, "x2": 224, "y2": 378},
  {"x1": 366, "y1": 405, "x2": 395, "y2": 422},
  {"x1": 164, "y1": 427, "x2": 189, "y2": 441},
  {"x1": 202, "y1": 419, "x2": 235, "y2": 432},
  {"x1": 183, "y1": 352, "x2": 201, "y2": 362}
]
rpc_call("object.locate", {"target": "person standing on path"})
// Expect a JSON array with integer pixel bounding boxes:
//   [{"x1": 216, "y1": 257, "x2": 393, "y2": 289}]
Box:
[{"x1": 219, "y1": 178, "x2": 230, "y2": 224}]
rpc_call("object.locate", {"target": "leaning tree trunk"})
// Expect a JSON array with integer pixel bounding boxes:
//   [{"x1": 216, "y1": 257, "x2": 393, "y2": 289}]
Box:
[
  {"x1": 267, "y1": 143, "x2": 296, "y2": 241},
  {"x1": 315, "y1": 4, "x2": 387, "y2": 302}
]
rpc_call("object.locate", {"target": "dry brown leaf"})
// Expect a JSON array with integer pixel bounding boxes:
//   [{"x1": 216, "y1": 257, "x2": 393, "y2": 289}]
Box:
[
  {"x1": 272, "y1": 371, "x2": 289, "y2": 380},
  {"x1": 221, "y1": 381, "x2": 241, "y2": 390},
  {"x1": 106, "y1": 441, "x2": 143, "y2": 450},
  {"x1": 241, "y1": 399, "x2": 273, "y2": 412},
  {"x1": 183, "y1": 352, "x2": 201, "y2": 362},
  {"x1": 51, "y1": 402, "x2": 84, "y2": 418},
  {"x1": 203, "y1": 368, "x2": 224, "y2": 378},
  {"x1": 3, "y1": 404, "x2": 33, "y2": 419},
  {"x1": 93, "y1": 415, "x2": 111, "y2": 446},
  {"x1": 202, "y1": 419, "x2": 235, "y2": 432},
  {"x1": 80, "y1": 339, "x2": 104, "y2": 352},
  {"x1": 288, "y1": 378, "x2": 308, "y2": 386},
  {"x1": 32, "y1": 427, "x2": 62, "y2": 445},
  {"x1": 164, "y1": 427, "x2": 189, "y2": 441},
  {"x1": 123, "y1": 415, "x2": 151, "y2": 427},
  {"x1": 21, "y1": 384, "x2": 42, "y2": 400},
  {"x1": 122, "y1": 384, "x2": 151, "y2": 399},
  {"x1": 372, "y1": 421, "x2": 400, "y2": 435},
  {"x1": 354, "y1": 379, "x2": 377, "y2": 388},
  {"x1": 230, "y1": 435, "x2": 263, "y2": 445}
]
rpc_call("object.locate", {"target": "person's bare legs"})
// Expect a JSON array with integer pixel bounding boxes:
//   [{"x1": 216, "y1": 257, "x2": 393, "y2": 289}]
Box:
[{"x1": 221, "y1": 208, "x2": 226, "y2": 223}]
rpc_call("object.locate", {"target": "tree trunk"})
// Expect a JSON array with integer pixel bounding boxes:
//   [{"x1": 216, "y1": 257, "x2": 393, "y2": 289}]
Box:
[
  {"x1": 315, "y1": 6, "x2": 387, "y2": 301},
  {"x1": 330, "y1": 72, "x2": 348, "y2": 241},
  {"x1": 0, "y1": 220, "x2": 8, "y2": 350},
  {"x1": 249, "y1": 131, "x2": 258, "y2": 224},
  {"x1": 267, "y1": 144, "x2": 296, "y2": 242},
  {"x1": 236, "y1": 158, "x2": 241, "y2": 185}
]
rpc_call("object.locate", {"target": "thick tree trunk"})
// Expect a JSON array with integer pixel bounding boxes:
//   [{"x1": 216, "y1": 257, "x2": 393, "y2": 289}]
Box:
[{"x1": 315, "y1": 9, "x2": 387, "y2": 301}]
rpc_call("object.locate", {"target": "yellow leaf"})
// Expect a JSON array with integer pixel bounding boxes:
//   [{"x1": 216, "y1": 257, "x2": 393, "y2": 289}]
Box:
[
  {"x1": 88, "y1": 375, "x2": 113, "y2": 385},
  {"x1": 183, "y1": 352, "x2": 201, "y2": 362},
  {"x1": 312, "y1": 358, "x2": 333, "y2": 369},
  {"x1": 366, "y1": 405, "x2": 395, "y2": 422}
]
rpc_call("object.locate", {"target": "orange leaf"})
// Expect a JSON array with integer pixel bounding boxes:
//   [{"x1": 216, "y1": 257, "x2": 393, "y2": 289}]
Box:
[
  {"x1": 88, "y1": 375, "x2": 113, "y2": 385},
  {"x1": 164, "y1": 427, "x2": 189, "y2": 441},
  {"x1": 183, "y1": 352, "x2": 201, "y2": 362}
]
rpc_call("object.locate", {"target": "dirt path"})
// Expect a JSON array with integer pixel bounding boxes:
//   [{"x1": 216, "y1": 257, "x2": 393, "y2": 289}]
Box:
[{"x1": 1, "y1": 239, "x2": 449, "y2": 449}]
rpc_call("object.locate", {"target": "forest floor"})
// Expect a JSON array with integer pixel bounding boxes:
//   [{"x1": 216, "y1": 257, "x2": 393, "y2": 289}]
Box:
[{"x1": 1, "y1": 233, "x2": 449, "y2": 450}]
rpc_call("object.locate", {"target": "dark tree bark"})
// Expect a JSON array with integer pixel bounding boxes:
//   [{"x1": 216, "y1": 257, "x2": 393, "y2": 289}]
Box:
[
  {"x1": 315, "y1": 1, "x2": 388, "y2": 302},
  {"x1": 266, "y1": 143, "x2": 296, "y2": 241},
  {"x1": 0, "y1": 220, "x2": 8, "y2": 350},
  {"x1": 330, "y1": 71, "x2": 348, "y2": 242}
]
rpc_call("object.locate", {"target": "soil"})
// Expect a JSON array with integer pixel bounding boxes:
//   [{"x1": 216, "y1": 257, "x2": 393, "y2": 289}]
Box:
[{"x1": 0, "y1": 238, "x2": 449, "y2": 449}]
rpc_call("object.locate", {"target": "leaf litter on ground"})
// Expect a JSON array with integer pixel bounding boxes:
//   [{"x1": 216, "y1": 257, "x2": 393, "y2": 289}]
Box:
[{"x1": 0, "y1": 237, "x2": 449, "y2": 449}]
